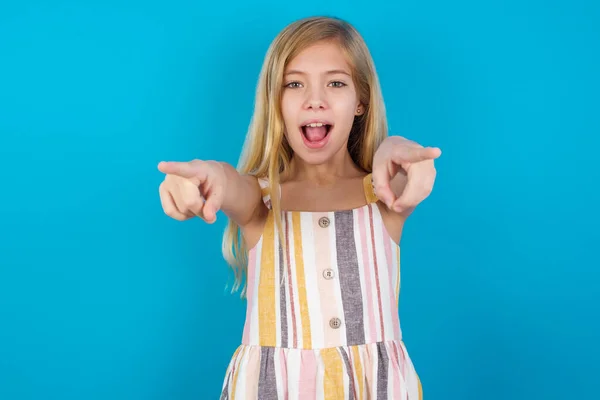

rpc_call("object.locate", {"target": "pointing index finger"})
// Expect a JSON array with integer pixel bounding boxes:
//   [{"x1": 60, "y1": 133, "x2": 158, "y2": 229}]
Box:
[
  {"x1": 391, "y1": 146, "x2": 441, "y2": 165},
  {"x1": 158, "y1": 161, "x2": 207, "y2": 181}
]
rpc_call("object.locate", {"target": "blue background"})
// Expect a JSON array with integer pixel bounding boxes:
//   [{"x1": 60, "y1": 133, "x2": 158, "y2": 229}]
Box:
[{"x1": 1, "y1": 1, "x2": 598, "y2": 399}]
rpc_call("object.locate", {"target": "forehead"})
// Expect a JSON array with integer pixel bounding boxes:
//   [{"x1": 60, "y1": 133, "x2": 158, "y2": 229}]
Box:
[{"x1": 285, "y1": 40, "x2": 351, "y2": 73}]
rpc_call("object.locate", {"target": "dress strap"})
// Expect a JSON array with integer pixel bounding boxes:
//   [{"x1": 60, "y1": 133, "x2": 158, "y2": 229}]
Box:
[
  {"x1": 257, "y1": 177, "x2": 273, "y2": 210},
  {"x1": 363, "y1": 173, "x2": 379, "y2": 204}
]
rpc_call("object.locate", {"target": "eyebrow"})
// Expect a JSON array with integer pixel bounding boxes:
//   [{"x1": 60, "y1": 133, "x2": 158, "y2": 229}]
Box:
[{"x1": 284, "y1": 69, "x2": 351, "y2": 77}]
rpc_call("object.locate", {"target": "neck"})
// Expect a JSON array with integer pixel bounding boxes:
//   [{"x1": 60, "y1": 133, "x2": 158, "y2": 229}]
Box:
[{"x1": 285, "y1": 149, "x2": 363, "y2": 186}]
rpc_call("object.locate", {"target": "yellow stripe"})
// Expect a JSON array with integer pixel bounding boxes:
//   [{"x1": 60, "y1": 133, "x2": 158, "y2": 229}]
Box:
[
  {"x1": 261, "y1": 186, "x2": 269, "y2": 198},
  {"x1": 258, "y1": 212, "x2": 276, "y2": 346},
  {"x1": 418, "y1": 373, "x2": 423, "y2": 399},
  {"x1": 321, "y1": 348, "x2": 345, "y2": 400},
  {"x1": 351, "y1": 346, "x2": 364, "y2": 400},
  {"x1": 292, "y1": 212, "x2": 312, "y2": 348},
  {"x1": 363, "y1": 173, "x2": 379, "y2": 203}
]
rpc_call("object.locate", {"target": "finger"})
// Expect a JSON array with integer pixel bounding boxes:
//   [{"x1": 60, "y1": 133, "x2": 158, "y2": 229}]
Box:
[
  {"x1": 391, "y1": 181, "x2": 419, "y2": 213},
  {"x1": 201, "y1": 188, "x2": 224, "y2": 224},
  {"x1": 158, "y1": 160, "x2": 208, "y2": 182},
  {"x1": 392, "y1": 167, "x2": 435, "y2": 212},
  {"x1": 179, "y1": 180, "x2": 206, "y2": 217},
  {"x1": 391, "y1": 146, "x2": 441, "y2": 165},
  {"x1": 171, "y1": 183, "x2": 197, "y2": 218},
  {"x1": 371, "y1": 167, "x2": 396, "y2": 208},
  {"x1": 159, "y1": 184, "x2": 190, "y2": 221}
]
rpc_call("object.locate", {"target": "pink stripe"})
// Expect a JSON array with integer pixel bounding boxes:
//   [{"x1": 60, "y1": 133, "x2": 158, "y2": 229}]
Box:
[
  {"x1": 279, "y1": 348, "x2": 288, "y2": 399},
  {"x1": 341, "y1": 348, "x2": 358, "y2": 400},
  {"x1": 396, "y1": 341, "x2": 407, "y2": 386},
  {"x1": 357, "y1": 206, "x2": 377, "y2": 343},
  {"x1": 242, "y1": 250, "x2": 257, "y2": 344},
  {"x1": 299, "y1": 350, "x2": 317, "y2": 398},
  {"x1": 245, "y1": 346, "x2": 261, "y2": 398},
  {"x1": 367, "y1": 205, "x2": 386, "y2": 341},
  {"x1": 390, "y1": 343, "x2": 402, "y2": 398},
  {"x1": 382, "y1": 222, "x2": 401, "y2": 340}
]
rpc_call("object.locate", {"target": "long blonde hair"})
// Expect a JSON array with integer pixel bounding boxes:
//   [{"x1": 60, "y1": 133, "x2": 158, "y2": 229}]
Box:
[{"x1": 222, "y1": 16, "x2": 388, "y2": 296}]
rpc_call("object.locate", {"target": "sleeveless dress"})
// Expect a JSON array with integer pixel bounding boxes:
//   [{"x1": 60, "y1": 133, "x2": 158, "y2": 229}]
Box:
[{"x1": 220, "y1": 173, "x2": 422, "y2": 399}]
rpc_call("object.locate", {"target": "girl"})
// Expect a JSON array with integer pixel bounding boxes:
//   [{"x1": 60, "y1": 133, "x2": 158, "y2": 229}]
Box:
[{"x1": 158, "y1": 15, "x2": 440, "y2": 400}]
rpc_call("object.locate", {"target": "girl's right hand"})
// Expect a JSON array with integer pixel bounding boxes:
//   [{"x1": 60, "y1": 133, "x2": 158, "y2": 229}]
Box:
[{"x1": 157, "y1": 159, "x2": 226, "y2": 224}]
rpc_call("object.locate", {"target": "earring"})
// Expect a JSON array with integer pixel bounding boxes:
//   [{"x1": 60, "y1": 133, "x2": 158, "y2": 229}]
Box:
[{"x1": 357, "y1": 107, "x2": 362, "y2": 114}]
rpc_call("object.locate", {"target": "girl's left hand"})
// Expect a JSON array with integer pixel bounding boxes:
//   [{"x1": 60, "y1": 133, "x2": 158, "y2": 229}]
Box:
[{"x1": 372, "y1": 136, "x2": 442, "y2": 214}]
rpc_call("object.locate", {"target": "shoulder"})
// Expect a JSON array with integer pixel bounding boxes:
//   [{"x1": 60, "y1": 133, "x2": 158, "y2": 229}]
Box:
[{"x1": 237, "y1": 175, "x2": 270, "y2": 249}]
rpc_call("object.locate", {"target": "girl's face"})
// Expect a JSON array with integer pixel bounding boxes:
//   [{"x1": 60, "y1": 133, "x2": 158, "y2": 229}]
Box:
[{"x1": 281, "y1": 40, "x2": 363, "y2": 166}]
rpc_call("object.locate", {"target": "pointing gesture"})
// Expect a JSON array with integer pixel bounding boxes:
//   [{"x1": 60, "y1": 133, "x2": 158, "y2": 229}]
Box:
[
  {"x1": 157, "y1": 159, "x2": 227, "y2": 223},
  {"x1": 372, "y1": 136, "x2": 441, "y2": 214}
]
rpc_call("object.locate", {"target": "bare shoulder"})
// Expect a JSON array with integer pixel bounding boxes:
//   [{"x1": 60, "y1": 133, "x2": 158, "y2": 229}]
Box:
[{"x1": 375, "y1": 200, "x2": 407, "y2": 246}]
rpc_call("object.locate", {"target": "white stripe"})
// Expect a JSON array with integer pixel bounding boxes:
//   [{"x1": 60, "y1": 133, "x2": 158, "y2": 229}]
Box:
[
  {"x1": 251, "y1": 240, "x2": 262, "y2": 345},
  {"x1": 387, "y1": 350, "x2": 395, "y2": 399},
  {"x1": 404, "y1": 343, "x2": 420, "y2": 399},
  {"x1": 285, "y1": 214, "x2": 295, "y2": 348},
  {"x1": 274, "y1": 222, "x2": 282, "y2": 348},
  {"x1": 328, "y1": 211, "x2": 346, "y2": 347},
  {"x1": 301, "y1": 212, "x2": 323, "y2": 348},
  {"x1": 394, "y1": 240, "x2": 400, "y2": 296},
  {"x1": 287, "y1": 348, "x2": 301, "y2": 398},
  {"x1": 371, "y1": 207, "x2": 394, "y2": 341}
]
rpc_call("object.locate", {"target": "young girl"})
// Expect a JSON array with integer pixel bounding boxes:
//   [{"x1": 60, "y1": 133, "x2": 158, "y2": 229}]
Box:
[{"x1": 158, "y1": 16, "x2": 440, "y2": 400}]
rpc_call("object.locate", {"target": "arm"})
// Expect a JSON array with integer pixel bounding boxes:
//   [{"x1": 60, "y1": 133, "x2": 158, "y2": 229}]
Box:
[{"x1": 218, "y1": 162, "x2": 266, "y2": 227}]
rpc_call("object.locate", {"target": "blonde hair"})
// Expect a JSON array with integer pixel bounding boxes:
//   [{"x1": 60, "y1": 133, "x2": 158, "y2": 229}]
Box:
[{"x1": 222, "y1": 16, "x2": 388, "y2": 296}]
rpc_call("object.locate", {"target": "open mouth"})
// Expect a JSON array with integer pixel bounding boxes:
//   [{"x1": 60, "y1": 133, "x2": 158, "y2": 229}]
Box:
[{"x1": 301, "y1": 122, "x2": 333, "y2": 148}]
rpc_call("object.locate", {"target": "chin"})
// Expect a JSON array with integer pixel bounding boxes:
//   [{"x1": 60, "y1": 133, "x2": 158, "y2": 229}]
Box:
[{"x1": 295, "y1": 151, "x2": 335, "y2": 165}]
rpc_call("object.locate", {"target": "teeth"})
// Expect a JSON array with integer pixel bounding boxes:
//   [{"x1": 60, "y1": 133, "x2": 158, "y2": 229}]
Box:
[{"x1": 305, "y1": 122, "x2": 326, "y2": 127}]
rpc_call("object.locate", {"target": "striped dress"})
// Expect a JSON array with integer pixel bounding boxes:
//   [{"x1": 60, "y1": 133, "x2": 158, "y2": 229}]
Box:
[{"x1": 220, "y1": 173, "x2": 422, "y2": 399}]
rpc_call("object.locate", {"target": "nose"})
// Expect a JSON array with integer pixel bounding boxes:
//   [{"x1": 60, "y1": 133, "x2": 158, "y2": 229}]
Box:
[{"x1": 303, "y1": 86, "x2": 327, "y2": 110}]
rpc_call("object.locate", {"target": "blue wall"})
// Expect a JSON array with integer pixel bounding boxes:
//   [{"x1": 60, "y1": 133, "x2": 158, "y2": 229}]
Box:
[{"x1": 1, "y1": 1, "x2": 598, "y2": 399}]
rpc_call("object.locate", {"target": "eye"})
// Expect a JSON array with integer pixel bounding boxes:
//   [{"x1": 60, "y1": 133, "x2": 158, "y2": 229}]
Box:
[
  {"x1": 329, "y1": 81, "x2": 347, "y2": 88},
  {"x1": 284, "y1": 81, "x2": 302, "y2": 88}
]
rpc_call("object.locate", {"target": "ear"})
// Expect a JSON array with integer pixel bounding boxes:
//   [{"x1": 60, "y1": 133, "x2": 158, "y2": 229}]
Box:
[{"x1": 355, "y1": 103, "x2": 365, "y2": 116}]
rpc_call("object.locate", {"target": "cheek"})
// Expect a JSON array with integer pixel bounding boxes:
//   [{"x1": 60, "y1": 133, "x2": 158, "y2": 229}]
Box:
[
  {"x1": 281, "y1": 94, "x2": 302, "y2": 134},
  {"x1": 333, "y1": 98, "x2": 358, "y2": 124}
]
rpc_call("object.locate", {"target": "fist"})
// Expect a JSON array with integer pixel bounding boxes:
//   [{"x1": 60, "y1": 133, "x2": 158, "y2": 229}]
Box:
[{"x1": 157, "y1": 159, "x2": 226, "y2": 223}]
